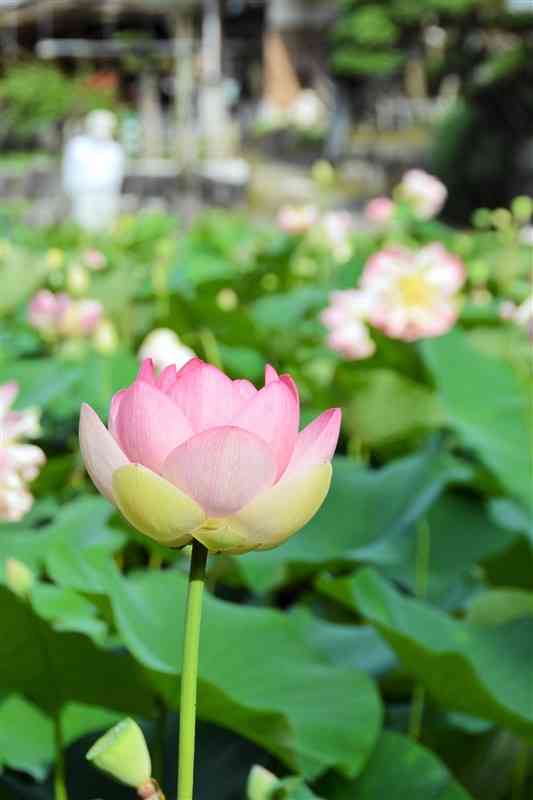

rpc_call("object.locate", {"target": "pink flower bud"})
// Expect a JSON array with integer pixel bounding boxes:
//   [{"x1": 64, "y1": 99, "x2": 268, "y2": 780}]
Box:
[
  {"x1": 277, "y1": 205, "x2": 319, "y2": 235},
  {"x1": 365, "y1": 197, "x2": 394, "y2": 225}
]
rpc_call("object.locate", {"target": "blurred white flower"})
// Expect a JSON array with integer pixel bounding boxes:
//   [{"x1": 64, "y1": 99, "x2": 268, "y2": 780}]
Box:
[
  {"x1": 398, "y1": 169, "x2": 447, "y2": 220},
  {"x1": 320, "y1": 211, "x2": 354, "y2": 262},
  {"x1": 138, "y1": 328, "x2": 195, "y2": 372},
  {"x1": 289, "y1": 89, "x2": 327, "y2": 129},
  {"x1": 0, "y1": 382, "x2": 45, "y2": 522},
  {"x1": 519, "y1": 225, "x2": 533, "y2": 247}
]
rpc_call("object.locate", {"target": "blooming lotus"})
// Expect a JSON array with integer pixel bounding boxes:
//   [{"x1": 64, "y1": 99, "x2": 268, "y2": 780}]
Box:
[
  {"x1": 398, "y1": 169, "x2": 447, "y2": 220},
  {"x1": 0, "y1": 382, "x2": 45, "y2": 521},
  {"x1": 361, "y1": 244, "x2": 465, "y2": 341},
  {"x1": 80, "y1": 359, "x2": 340, "y2": 554},
  {"x1": 321, "y1": 290, "x2": 376, "y2": 360}
]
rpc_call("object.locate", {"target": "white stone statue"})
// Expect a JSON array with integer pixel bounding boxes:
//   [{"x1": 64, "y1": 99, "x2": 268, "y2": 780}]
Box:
[{"x1": 62, "y1": 110, "x2": 125, "y2": 232}]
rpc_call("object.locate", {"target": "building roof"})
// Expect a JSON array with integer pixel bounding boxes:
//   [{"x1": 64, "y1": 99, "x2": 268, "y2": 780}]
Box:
[{"x1": 0, "y1": 0, "x2": 200, "y2": 26}]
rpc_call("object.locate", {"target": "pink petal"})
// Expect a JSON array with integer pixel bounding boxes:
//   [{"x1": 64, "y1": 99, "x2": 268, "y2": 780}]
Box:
[
  {"x1": 169, "y1": 359, "x2": 238, "y2": 431},
  {"x1": 265, "y1": 364, "x2": 298, "y2": 400},
  {"x1": 231, "y1": 380, "x2": 299, "y2": 478},
  {"x1": 284, "y1": 408, "x2": 341, "y2": 478},
  {"x1": 138, "y1": 358, "x2": 156, "y2": 385},
  {"x1": 280, "y1": 373, "x2": 299, "y2": 399},
  {"x1": 157, "y1": 364, "x2": 178, "y2": 393},
  {"x1": 79, "y1": 403, "x2": 129, "y2": 502},
  {"x1": 265, "y1": 364, "x2": 279, "y2": 384},
  {"x1": 0, "y1": 382, "x2": 18, "y2": 417},
  {"x1": 108, "y1": 389, "x2": 127, "y2": 439},
  {"x1": 114, "y1": 381, "x2": 194, "y2": 473},
  {"x1": 162, "y1": 426, "x2": 276, "y2": 517}
]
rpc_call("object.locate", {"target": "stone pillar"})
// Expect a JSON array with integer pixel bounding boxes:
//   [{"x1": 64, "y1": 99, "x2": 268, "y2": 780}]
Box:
[
  {"x1": 199, "y1": 0, "x2": 230, "y2": 159},
  {"x1": 174, "y1": 11, "x2": 196, "y2": 168},
  {"x1": 139, "y1": 71, "x2": 165, "y2": 160}
]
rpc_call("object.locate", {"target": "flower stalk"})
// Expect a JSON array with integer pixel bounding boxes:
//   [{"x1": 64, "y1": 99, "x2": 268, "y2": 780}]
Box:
[
  {"x1": 177, "y1": 539, "x2": 208, "y2": 800},
  {"x1": 53, "y1": 713, "x2": 68, "y2": 800}
]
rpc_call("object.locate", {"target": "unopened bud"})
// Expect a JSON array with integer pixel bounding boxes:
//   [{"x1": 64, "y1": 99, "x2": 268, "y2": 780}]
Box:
[
  {"x1": 67, "y1": 265, "x2": 90, "y2": 296},
  {"x1": 216, "y1": 288, "x2": 238, "y2": 312},
  {"x1": 4, "y1": 558, "x2": 34, "y2": 599},
  {"x1": 93, "y1": 320, "x2": 119, "y2": 354},
  {"x1": 511, "y1": 195, "x2": 533, "y2": 224},
  {"x1": 491, "y1": 208, "x2": 512, "y2": 231},
  {"x1": 247, "y1": 765, "x2": 278, "y2": 800},
  {"x1": 46, "y1": 248, "x2": 64, "y2": 271},
  {"x1": 86, "y1": 718, "x2": 152, "y2": 788}
]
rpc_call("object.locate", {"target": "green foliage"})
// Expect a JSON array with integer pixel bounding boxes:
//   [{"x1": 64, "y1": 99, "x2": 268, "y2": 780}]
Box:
[
  {"x1": 0, "y1": 62, "x2": 117, "y2": 143},
  {"x1": 0, "y1": 202, "x2": 531, "y2": 798}
]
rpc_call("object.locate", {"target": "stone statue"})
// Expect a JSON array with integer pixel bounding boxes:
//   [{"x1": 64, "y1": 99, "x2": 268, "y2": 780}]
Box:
[{"x1": 62, "y1": 110, "x2": 125, "y2": 232}]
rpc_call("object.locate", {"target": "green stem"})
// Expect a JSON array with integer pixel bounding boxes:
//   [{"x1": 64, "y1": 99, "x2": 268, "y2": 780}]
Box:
[
  {"x1": 177, "y1": 540, "x2": 208, "y2": 800},
  {"x1": 198, "y1": 328, "x2": 223, "y2": 370},
  {"x1": 409, "y1": 518, "x2": 431, "y2": 741},
  {"x1": 53, "y1": 713, "x2": 68, "y2": 800}
]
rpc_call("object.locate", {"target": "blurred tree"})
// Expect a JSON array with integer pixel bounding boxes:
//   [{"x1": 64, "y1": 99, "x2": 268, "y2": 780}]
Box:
[{"x1": 0, "y1": 62, "x2": 117, "y2": 148}]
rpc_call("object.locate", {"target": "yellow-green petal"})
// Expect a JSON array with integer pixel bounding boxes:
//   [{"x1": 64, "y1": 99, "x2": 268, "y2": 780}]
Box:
[
  {"x1": 112, "y1": 464, "x2": 205, "y2": 547},
  {"x1": 223, "y1": 463, "x2": 332, "y2": 553}
]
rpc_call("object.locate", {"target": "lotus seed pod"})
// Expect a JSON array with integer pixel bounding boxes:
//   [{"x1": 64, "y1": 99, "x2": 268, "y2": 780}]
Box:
[
  {"x1": 86, "y1": 718, "x2": 152, "y2": 788},
  {"x1": 4, "y1": 558, "x2": 34, "y2": 599},
  {"x1": 247, "y1": 765, "x2": 278, "y2": 800}
]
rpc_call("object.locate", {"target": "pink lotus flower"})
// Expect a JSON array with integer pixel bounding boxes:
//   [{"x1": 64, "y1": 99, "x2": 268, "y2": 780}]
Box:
[
  {"x1": 28, "y1": 290, "x2": 103, "y2": 339},
  {"x1": 321, "y1": 291, "x2": 376, "y2": 360},
  {"x1": 398, "y1": 169, "x2": 447, "y2": 220},
  {"x1": 365, "y1": 197, "x2": 394, "y2": 225},
  {"x1": 361, "y1": 243, "x2": 465, "y2": 341},
  {"x1": 138, "y1": 329, "x2": 195, "y2": 372},
  {"x1": 0, "y1": 382, "x2": 45, "y2": 521},
  {"x1": 79, "y1": 360, "x2": 341, "y2": 554},
  {"x1": 277, "y1": 205, "x2": 319, "y2": 235}
]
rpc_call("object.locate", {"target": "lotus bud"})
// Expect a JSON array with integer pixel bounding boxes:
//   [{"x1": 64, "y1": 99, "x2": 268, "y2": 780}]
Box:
[
  {"x1": 247, "y1": 766, "x2": 278, "y2": 800},
  {"x1": 46, "y1": 248, "x2": 65, "y2": 271},
  {"x1": 84, "y1": 249, "x2": 107, "y2": 271},
  {"x1": 93, "y1": 319, "x2": 119, "y2": 354},
  {"x1": 311, "y1": 159, "x2": 335, "y2": 187},
  {"x1": 216, "y1": 288, "x2": 238, "y2": 312},
  {"x1": 469, "y1": 260, "x2": 489, "y2": 286},
  {"x1": 511, "y1": 195, "x2": 533, "y2": 224},
  {"x1": 67, "y1": 265, "x2": 90, "y2": 296},
  {"x1": 4, "y1": 558, "x2": 34, "y2": 599},
  {"x1": 86, "y1": 718, "x2": 152, "y2": 789},
  {"x1": 491, "y1": 208, "x2": 512, "y2": 232}
]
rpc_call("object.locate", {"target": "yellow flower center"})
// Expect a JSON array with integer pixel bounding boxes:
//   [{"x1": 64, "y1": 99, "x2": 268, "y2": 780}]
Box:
[{"x1": 398, "y1": 275, "x2": 433, "y2": 307}]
